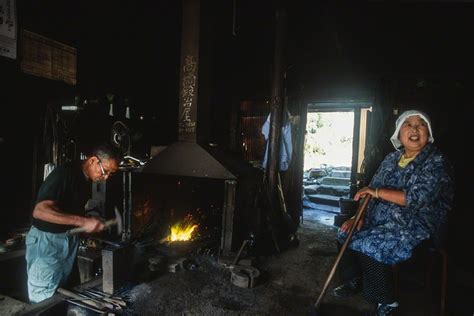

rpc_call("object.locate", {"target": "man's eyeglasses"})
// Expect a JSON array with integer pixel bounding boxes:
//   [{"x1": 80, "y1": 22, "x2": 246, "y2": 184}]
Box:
[{"x1": 97, "y1": 159, "x2": 114, "y2": 177}]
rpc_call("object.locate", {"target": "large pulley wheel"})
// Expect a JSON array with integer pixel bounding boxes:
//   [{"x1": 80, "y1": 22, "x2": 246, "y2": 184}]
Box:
[{"x1": 111, "y1": 121, "x2": 131, "y2": 155}]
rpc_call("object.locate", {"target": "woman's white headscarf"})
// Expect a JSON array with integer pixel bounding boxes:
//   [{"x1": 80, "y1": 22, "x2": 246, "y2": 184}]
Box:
[{"x1": 390, "y1": 110, "x2": 434, "y2": 150}]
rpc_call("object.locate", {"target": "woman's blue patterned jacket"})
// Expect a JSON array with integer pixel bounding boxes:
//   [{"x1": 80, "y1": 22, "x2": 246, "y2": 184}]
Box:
[{"x1": 337, "y1": 143, "x2": 454, "y2": 264}]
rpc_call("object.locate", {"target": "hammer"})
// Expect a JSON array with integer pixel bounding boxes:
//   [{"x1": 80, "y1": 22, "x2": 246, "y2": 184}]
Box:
[{"x1": 67, "y1": 207, "x2": 123, "y2": 236}]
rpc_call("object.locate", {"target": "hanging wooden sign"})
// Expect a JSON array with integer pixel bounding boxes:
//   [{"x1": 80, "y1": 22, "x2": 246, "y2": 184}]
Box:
[{"x1": 20, "y1": 30, "x2": 77, "y2": 85}]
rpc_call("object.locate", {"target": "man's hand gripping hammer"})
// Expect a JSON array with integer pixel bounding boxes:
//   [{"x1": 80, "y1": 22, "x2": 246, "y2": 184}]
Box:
[{"x1": 66, "y1": 207, "x2": 123, "y2": 236}]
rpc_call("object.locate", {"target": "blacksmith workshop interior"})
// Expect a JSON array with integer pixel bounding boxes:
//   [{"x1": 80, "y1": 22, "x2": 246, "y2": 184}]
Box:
[{"x1": 0, "y1": 0, "x2": 473, "y2": 315}]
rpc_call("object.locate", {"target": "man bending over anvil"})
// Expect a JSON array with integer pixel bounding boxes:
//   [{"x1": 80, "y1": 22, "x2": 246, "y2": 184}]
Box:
[{"x1": 25, "y1": 143, "x2": 122, "y2": 303}]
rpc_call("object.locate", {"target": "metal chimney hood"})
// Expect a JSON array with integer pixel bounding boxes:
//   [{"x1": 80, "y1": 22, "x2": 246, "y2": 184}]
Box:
[
  {"x1": 142, "y1": 0, "x2": 236, "y2": 180},
  {"x1": 142, "y1": 142, "x2": 236, "y2": 179}
]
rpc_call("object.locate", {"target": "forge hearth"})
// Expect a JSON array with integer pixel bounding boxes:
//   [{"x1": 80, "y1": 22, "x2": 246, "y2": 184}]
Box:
[
  {"x1": 153, "y1": 238, "x2": 214, "y2": 258},
  {"x1": 106, "y1": 172, "x2": 238, "y2": 254}
]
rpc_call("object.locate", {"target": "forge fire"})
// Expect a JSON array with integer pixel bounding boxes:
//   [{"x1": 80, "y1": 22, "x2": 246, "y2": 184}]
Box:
[{"x1": 166, "y1": 214, "x2": 199, "y2": 242}]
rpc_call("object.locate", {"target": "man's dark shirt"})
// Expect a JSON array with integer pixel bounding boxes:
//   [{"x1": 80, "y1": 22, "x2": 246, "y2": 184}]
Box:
[{"x1": 32, "y1": 161, "x2": 90, "y2": 233}]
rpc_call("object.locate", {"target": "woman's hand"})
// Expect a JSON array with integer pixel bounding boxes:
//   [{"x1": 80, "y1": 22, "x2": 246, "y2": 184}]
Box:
[
  {"x1": 355, "y1": 186, "x2": 407, "y2": 206},
  {"x1": 340, "y1": 216, "x2": 364, "y2": 233},
  {"x1": 340, "y1": 188, "x2": 375, "y2": 232},
  {"x1": 354, "y1": 186, "x2": 376, "y2": 201}
]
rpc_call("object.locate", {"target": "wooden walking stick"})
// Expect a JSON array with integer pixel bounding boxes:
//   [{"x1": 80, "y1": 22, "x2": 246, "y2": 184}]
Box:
[{"x1": 309, "y1": 195, "x2": 372, "y2": 316}]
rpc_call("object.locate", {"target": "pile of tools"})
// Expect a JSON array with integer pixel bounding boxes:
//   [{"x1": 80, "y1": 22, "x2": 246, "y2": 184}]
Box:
[{"x1": 57, "y1": 287, "x2": 128, "y2": 314}]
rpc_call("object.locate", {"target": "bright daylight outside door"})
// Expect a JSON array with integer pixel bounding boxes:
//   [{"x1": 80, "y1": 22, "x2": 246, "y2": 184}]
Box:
[{"x1": 303, "y1": 111, "x2": 354, "y2": 208}]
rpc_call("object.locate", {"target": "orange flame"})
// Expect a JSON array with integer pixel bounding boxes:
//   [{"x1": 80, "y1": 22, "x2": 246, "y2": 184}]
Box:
[{"x1": 167, "y1": 215, "x2": 199, "y2": 242}]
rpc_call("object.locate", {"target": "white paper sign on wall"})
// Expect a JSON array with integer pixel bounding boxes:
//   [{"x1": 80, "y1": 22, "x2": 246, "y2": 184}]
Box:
[{"x1": 0, "y1": 0, "x2": 17, "y2": 59}]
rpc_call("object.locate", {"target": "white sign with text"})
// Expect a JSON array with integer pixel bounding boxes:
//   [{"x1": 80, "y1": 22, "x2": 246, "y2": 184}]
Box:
[{"x1": 0, "y1": 0, "x2": 16, "y2": 59}]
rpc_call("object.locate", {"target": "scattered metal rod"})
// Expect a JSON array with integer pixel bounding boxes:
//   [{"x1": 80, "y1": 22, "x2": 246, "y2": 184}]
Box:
[
  {"x1": 72, "y1": 290, "x2": 115, "y2": 310},
  {"x1": 89, "y1": 288, "x2": 127, "y2": 304},
  {"x1": 113, "y1": 285, "x2": 133, "y2": 296},
  {"x1": 71, "y1": 288, "x2": 126, "y2": 311},
  {"x1": 86, "y1": 287, "x2": 127, "y2": 301},
  {"x1": 76, "y1": 289, "x2": 125, "y2": 309},
  {"x1": 67, "y1": 297, "x2": 121, "y2": 310},
  {"x1": 82, "y1": 289, "x2": 127, "y2": 307},
  {"x1": 66, "y1": 299, "x2": 105, "y2": 314},
  {"x1": 103, "y1": 297, "x2": 124, "y2": 309},
  {"x1": 84, "y1": 287, "x2": 112, "y2": 297},
  {"x1": 83, "y1": 288, "x2": 111, "y2": 298},
  {"x1": 80, "y1": 288, "x2": 103, "y2": 298},
  {"x1": 57, "y1": 288, "x2": 109, "y2": 311},
  {"x1": 111, "y1": 284, "x2": 134, "y2": 296}
]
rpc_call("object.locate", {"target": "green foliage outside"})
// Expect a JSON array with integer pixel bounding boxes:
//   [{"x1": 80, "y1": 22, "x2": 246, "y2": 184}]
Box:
[{"x1": 304, "y1": 112, "x2": 354, "y2": 171}]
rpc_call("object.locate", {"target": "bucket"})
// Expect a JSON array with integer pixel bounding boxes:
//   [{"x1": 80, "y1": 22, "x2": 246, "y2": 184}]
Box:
[{"x1": 339, "y1": 198, "x2": 358, "y2": 216}]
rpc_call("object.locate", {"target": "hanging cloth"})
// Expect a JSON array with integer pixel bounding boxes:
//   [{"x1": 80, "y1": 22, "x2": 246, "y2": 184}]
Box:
[{"x1": 261, "y1": 109, "x2": 293, "y2": 171}]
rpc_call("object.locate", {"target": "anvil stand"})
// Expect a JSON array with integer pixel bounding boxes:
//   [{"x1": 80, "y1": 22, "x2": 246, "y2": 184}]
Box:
[
  {"x1": 121, "y1": 169, "x2": 132, "y2": 242},
  {"x1": 101, "y1": 168, "x2": 134, "y2": 295}
]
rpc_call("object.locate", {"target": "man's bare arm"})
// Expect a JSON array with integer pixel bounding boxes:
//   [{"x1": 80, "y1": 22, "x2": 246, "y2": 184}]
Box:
[{"x1": 33, "y1": 200, "x2": 105, "y2": 233}]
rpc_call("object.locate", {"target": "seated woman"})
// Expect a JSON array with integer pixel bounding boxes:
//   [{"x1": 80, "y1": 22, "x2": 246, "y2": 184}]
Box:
[{"x1": 331, "y1": 110, "x2": 454, "y2": 316}]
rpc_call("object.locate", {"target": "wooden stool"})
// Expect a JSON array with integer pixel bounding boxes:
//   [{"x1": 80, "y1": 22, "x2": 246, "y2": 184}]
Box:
[
  {"x1": 425, "y1": 247, "x2": 448, "y2": 316},
  {"x1": 393, "y1": 242, "x2": 448, "y2": 316}
]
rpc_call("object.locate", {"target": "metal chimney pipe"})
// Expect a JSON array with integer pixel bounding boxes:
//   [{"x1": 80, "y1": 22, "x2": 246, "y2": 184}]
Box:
[
  {"x1": 178, "y1": 0, "x2": 200, "y2": 143},
  {"x1": 267, "y1": 5, "x2": 287, "y2": 198}
]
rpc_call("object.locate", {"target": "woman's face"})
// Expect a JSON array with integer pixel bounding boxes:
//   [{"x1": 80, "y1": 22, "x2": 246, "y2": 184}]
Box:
[{"x1": 399, "y1": 115, "x2": 430, "y2": 156}]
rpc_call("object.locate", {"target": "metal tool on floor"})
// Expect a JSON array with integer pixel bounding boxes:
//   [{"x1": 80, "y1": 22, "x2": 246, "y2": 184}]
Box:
[
  {"x1": 230, "y1": 265, "x2": 261, "y2": 288},
  {"x1": 309, "y1": 195, "x2": 371, "y2": 316},
  {"x1": 57, "y1": 287, "x2": 112, "y2": 311},
  {"x1": 232, "y1": 239, "x2": 250, "y2": 266},
  {"x1": 82, "y1": 288, "x2": 127, "y2": 307}
]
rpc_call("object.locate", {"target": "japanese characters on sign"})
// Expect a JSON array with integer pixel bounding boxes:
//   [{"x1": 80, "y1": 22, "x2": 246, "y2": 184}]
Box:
[{"x1": 179, "y1": 55, "x2": 198, "y2": 135}]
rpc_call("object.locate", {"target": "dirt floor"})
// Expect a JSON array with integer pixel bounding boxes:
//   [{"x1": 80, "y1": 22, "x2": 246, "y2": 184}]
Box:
[
  {"x1": 5, "y1": 211, "x2": 470, "y2": 315},
  {"x1": 126, "y1": 220, "x2": 374, "y2": 315}
]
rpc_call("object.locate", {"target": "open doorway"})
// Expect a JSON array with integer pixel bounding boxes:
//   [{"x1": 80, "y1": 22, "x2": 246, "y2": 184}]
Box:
[{"x1": 302, "y1": 105, "x2": 370, "y2": 227}]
